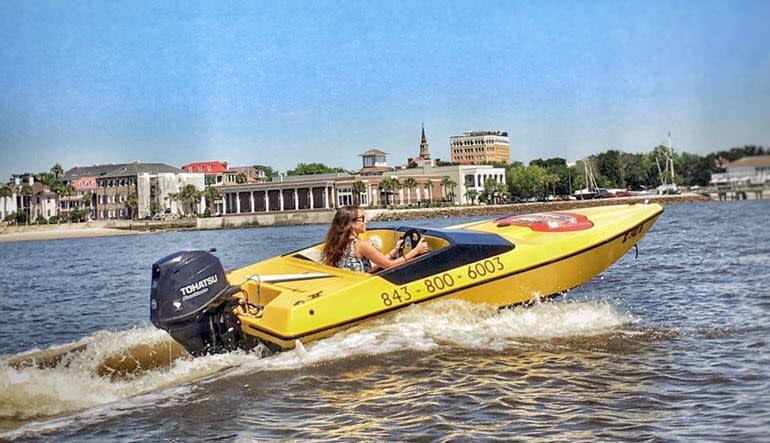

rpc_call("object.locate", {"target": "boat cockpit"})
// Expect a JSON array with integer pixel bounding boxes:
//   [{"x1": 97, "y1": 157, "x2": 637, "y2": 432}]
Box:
[{"x1": 292, "y1": 227, "x2": 515, "y2": 284}]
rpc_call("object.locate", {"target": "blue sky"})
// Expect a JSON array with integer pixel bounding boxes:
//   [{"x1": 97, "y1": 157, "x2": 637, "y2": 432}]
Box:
[{"x1": 1, "y1": 0, "x2": 768, "y2": 180}]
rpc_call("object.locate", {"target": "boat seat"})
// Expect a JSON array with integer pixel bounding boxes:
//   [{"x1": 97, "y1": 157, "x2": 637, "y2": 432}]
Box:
[{"x1": 295, "y1": 247, "x2": 323, "y2": 263}]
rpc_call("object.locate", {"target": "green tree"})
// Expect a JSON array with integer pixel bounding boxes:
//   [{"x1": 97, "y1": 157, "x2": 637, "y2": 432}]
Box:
[
  {"x1": 440, "y1": 176, "x2": 456, "y2": 202},
  {"x1": 351, "y1": 180, "x2": 366, "y2": 206},
  {"x1": 529, "y1": 158, "x2": 572, "y2": 194},
  {"x1": 506, "y1": 163, "x2": 551, "y2": 198},
  {"x1": 177, "y1": 184, "x2": 201, "y2": 216},
  {"x1": 594, "y1": 150, "x2": 623, "y2": 187},
  {"x1": 287, "y1": 163, "x2": 347, "y2": 176},
  {"x1": 480, "y1": 177, "x2": 507, "y2": 204},
  {"x1": 125, "y1": 192, "x2": 138, "y2": 219},
  {"x1": 69, "y1": 207, "x2": 86, "y2": 223},
  {"x1": 51, "y1": 163, "x2": 64, "y2": 180},
  {"x1": 402, "y1": 177, "x2": 418, "y2": 205},
  {"x1": 35, "y1": 172, "x2": 55, "y2": 188},
  {"x1": 619, "y1": 153, "x2": 651, "y2": 190},
  {"x1": 203, "y1": 186, "x2": 222, "y2": 216},
  {"x1": 677, "y1": 152, "x2": 712, "y2": 186},
  {"x1": 379, "y1": 177, "x2": 401, "y2": 207},
  {"x1": 81, "y1": 190, "x2": 94, "y2": 220},
  {"x1": 465, "y1": 188, "x2": 479, "y2": 205}
]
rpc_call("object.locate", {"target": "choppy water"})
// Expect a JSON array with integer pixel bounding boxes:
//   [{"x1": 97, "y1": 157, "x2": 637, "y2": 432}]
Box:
[{"x1": 1, "y1": 200, "x2": 768, "y2": 442}]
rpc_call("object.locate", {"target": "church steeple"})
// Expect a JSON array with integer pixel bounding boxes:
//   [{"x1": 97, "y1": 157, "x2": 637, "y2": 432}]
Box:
[{"x1": 419, "y1": 123, "x2": 430, "y2": 160}]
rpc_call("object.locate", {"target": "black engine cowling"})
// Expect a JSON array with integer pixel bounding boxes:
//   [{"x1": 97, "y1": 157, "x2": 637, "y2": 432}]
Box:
[{"x1": 150, "y1": 249, "x2": 246, "y2": 356}]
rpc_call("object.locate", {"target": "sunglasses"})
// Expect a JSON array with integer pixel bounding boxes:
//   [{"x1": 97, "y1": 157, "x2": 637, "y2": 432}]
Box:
[{"x1": 354, "y1": 215, "x2": 366, "y2": 222}]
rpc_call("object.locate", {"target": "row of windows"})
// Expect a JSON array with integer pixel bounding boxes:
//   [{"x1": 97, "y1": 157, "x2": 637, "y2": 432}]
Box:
[
  {"x1": 452, "y1": 147, "x2": 496, "y2": 153},
  {"x1": 451, "y1": 139, "x2": 507, "y2": 147},
  {"x1": 97, "y1": 179, "x2": 135, "y2": 188},
  {"x1": 99, "y1": 194, "x2": 127, "y2": 204},
  {"x1": 452, "y1": 155, "x2": 508, "y2": 161},
  {"x1": 99, "y1": 209, "x2": 127, "y2": 219},
  {"x1": 336, "y1": 188, "x2": 369, "y2": 207}
]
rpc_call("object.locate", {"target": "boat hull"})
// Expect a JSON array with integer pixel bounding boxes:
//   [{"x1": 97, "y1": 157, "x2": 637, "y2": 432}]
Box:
[{"x1": 224, "y1": 203, "x2": 662, "y2": 350}]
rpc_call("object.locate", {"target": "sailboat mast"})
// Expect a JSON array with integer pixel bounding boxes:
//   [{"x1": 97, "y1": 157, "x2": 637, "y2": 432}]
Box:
[{"x1": 667, "y1": 131, "x2": 675, "y2": 184}]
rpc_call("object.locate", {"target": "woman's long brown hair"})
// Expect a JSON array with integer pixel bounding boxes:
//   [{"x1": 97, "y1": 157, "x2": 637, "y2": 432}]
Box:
[{"x1": 321, "y1": 205, "x2": 359, "y2": 266}]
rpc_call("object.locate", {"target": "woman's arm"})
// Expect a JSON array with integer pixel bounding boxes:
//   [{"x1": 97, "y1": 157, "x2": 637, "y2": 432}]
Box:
[{"x1": 357, "y1": 238, "x2": 429, "y2": 270}]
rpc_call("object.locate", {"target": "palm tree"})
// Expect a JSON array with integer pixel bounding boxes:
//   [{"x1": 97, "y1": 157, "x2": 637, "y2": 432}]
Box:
[
  {"x1": 402, "y1": 177, "x2": 418, "y2": 205},
  {"x1": 203, "y1": 186, "x2": 222, "y2": 215},
  {"x1": 424, "y1": 180, "x2": 433, "y2": 206},
  {"x1": 51, "y1": 163, "x2": 64, "y2": 181},
  {"x1": 379, "y1": 179, "x2": 394, "y2": 207},
  {"x1": 125, "y1": 192, "x2": 138, "y2": 219},
  {"x1": 82, "y1": 190, "x2": 94, "y2": 219},
  {"x1": 55, "y1": 183, "x2": 74, "y2": 222},
  {"x1": 20, "y1": 184, "x2": 33, "y2": 225},
  {"x1": 465, "y1": 189, "x2": 479, "y2": 205},
  {"x1": 351, "y1": 180, "x2": 366, "y2": 206},
  {"x1": 440, "y1": 176, "x2": 456, "y2": 203},
  {"x1": 177, "y1": 184, "x2": 202, "y2": 216},
  {"x1": 0, "y1": 184, "x2": 12, "y2": 221},
  {"x1": 379, "y1": 177, "x2": 401, "y2": 207}
]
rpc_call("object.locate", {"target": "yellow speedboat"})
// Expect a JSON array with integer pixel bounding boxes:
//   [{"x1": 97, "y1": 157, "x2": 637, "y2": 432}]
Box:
[{"x1": 150, "y1": 202, "x2": 663, "y2": 355}]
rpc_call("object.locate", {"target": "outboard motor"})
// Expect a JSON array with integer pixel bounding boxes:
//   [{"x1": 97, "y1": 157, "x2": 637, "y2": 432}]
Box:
[{"x1": 150, "y1": 250, "x2": 244, "y2": 356}]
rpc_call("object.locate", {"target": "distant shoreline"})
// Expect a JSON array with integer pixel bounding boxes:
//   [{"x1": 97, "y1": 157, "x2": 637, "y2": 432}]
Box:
[
  {"x1": 0, "y1": 226, "x2": 142, "y2": 244},
  {"x1": 0, "y1": 193, "x2": 715, "y2": 244}
]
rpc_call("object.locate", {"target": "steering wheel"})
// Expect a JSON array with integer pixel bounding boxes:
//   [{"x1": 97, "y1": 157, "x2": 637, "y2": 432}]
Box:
[{"x1": 397, "y1": 229, "x2": 422, "y2": 257}]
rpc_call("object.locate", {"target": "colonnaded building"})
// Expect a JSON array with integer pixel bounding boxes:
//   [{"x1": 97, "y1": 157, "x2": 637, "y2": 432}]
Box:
[{"x1": 215, "y1": 127, "x2": 508, "y2": 217}]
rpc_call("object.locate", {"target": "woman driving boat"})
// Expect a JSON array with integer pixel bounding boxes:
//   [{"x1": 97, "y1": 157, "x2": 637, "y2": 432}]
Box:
[{"x1": 321, "y1": 205, "x2": 429, "y2": 272}]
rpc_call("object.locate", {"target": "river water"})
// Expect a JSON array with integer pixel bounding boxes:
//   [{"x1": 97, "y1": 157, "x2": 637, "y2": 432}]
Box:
[{"x1": 1, "y1": 200, "x2": 768, "y2": 442}]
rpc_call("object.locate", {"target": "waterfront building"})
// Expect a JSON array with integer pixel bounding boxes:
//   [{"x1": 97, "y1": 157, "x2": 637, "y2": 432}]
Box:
[
  {"x1": 218, "y1": 173, "x2": 344, "y2": 214},
  {"x1": 709, "y1": 155, "x2": 770, "y2": 199},
  {"x1": 395, "y1": 164, "x2": 506, "y2": 205},
  {"x1": 450, "y1": 131, "x2": 510, "y2": 165},
  {"x1": 216, "y1": 144, "x2": 448, "y2": 215},
  {"x1": 215, "y1": 126, "x2": 506, "y2": 216},
  {"x1": 334, "y1": 172, "x2": 444, "y2": 208},
  {"x1": 181, "y1": 161, "x2": 267, "y2": 185},
  {"x1": 359, "y1": 149, "x2": 391, "y2": 176},
  {"x1": 135, "y1": 171, "x2": 206, "y2": 219},
  {"x1": 3, "y1": 175, "x2": 58, "y2": 222},
  {"x1": 710, "y1": 155, "x2": 770, "y2": 183},
  {"x1": 229, "y1": 166, "x2": 269, "y2": 183},
  {"x1": 63, "y1": 164, "x2": 134, "y2": 219},
  {"x1": 80, "y1": 162, "x2": 204, "y2": 220},
  {"x1": 181, "y1": 160, "x2": 229, "y2": 175}
]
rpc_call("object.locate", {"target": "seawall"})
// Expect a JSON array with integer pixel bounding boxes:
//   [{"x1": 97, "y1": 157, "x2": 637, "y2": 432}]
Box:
[{"x1": 0, "y1": 193, "x2": 712, "y2": 243}]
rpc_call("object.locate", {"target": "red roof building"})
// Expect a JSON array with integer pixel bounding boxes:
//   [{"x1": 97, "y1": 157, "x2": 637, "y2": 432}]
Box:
[{"x1": 181, "y1": 161, "x2": 229, "y2": 174}]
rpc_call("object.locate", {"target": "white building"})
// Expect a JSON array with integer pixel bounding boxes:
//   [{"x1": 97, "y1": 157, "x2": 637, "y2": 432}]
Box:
[
  {"x1": 3, "y1": 176, "x2": 57, "y2": 223},
  {"x1": 394, "y1": 164, "x2": 507, "y2": 205},
  {"x1": 137, "y1": 172, "x2": 206, "y2": 219},
  {"x1": 710, "y1": 155, "x2": 770, "y2": 184}
]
